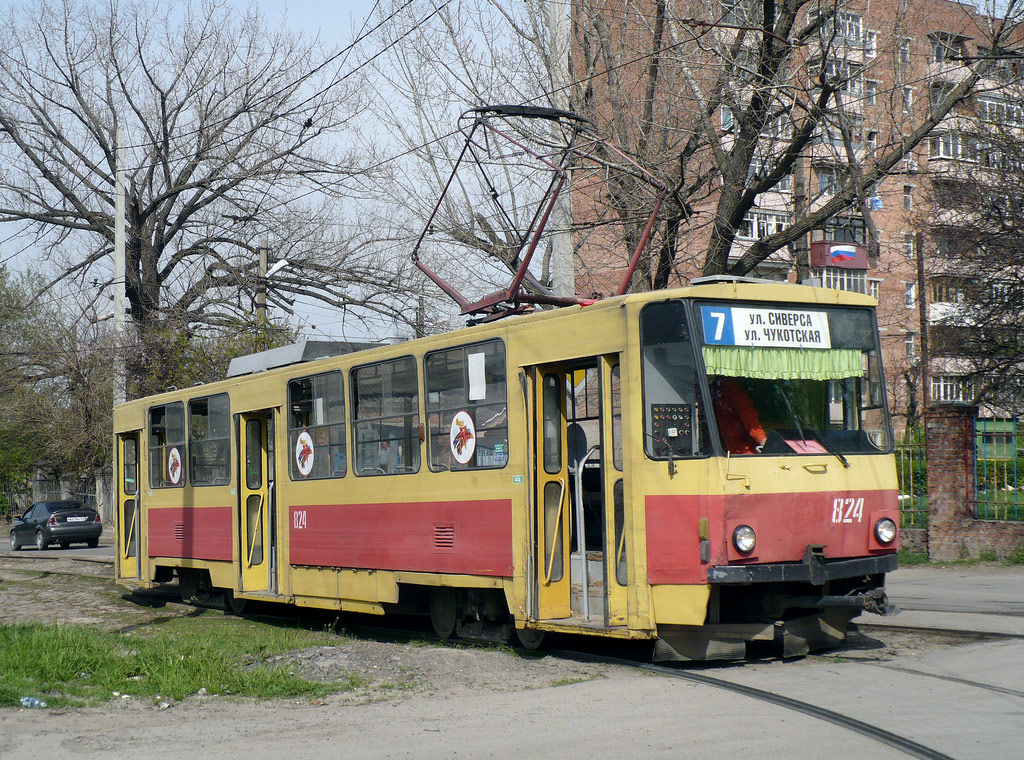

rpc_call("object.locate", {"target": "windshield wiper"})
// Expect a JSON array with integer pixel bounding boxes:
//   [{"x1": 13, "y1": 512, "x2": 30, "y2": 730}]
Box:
[{"x1": 776, "y1": 387, "x2": 849, "y2": 469}]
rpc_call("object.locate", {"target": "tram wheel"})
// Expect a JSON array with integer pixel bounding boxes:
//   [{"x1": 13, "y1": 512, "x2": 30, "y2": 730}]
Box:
[
  {"x1": 515, "y1": 626, "x2": 548, "y2": 651},
  {"x1": 429, "y1": 587, "x2": 458, "y2": 639},
  {"x1": 224, "y1": 589, "x2": 249, "y2": 615}
]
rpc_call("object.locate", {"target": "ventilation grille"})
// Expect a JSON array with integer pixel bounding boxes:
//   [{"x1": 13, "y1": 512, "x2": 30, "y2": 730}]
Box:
[
  {"x1": 173, "y1": 522, "x2": 186, "y2": 541},
  {"x1": 433, "y1": 524, "x2": 455, "y2": 549}
]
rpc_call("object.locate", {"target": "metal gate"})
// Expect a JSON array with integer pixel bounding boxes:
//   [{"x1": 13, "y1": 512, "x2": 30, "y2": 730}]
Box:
[{"x1": 974, "y1": 418, "x2": 1023, "y2": 521}]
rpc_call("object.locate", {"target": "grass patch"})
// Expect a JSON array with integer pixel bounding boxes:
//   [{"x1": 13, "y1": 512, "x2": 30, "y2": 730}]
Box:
[
  {"x1": 1006, "y1": 545, "x2": 1024, "y2": 566},
  {"x1": 897, "y1": 547, "x2": 930, "y2": 566},
  {"x1": 0, "y1": 614, "x2": 363, "y2": 709}
]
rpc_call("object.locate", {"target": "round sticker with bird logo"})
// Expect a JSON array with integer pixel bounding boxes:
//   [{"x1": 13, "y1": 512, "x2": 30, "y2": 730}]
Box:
[
  {"x1": 167, "y1": 447, "x2": 182, "y2": 485},
  {"x1": 449, "y1": 410, "x2": 476, "y2": 465},
  {"x1": 295, "y1": 431, "x2": 315, "y2": 476}
]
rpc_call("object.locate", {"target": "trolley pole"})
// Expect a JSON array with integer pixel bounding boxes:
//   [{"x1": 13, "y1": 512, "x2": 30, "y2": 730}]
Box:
[{"x1": 113, "y1": 127, "x2": 127, "y2": 407}]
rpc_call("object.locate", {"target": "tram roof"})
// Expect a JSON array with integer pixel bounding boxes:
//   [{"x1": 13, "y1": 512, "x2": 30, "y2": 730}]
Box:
[{"x1": 113, "y1": 280, "x2": 875, "y2": 416}]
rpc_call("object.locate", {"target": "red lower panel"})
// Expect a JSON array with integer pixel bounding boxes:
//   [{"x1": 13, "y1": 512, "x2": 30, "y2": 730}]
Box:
[
  {"x1": 646, "y1": 489, "x2": 899, "y2": 585},
  {"x1": 148, "y1": 506, "x2": 233, "y2": 561},
  {"x1": 289, "y1": 500, "x2": 513, "y2": 576}
]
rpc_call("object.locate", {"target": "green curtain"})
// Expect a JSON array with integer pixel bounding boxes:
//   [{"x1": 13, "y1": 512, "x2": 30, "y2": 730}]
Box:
[{"x1": 702, "y1": 346, "x2": 863, "y2": 380}]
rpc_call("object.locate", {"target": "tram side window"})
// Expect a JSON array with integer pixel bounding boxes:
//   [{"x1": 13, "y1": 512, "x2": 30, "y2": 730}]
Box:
[
  {"x1": 425, "y1": 340, "x2": 508, "y2": 471},
  {"x1": 149, "y1": 402, "x2": 186, "y2": 488},
  {"x1": 188, "y1": 394, "x2": 231, "y2": 486},
  {"x1": 640, "y1": 301, "x2": 711, "y2": 459},
  {"x1": 288, "y1": 371, "x2": 347, "y2": 480},
  {"x1": 352, "y1": 357, "x2": 420, "y2": 476}
]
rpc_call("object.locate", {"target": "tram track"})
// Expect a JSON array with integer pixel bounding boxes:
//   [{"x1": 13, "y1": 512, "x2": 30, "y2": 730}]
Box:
[{"x1": 557, "y1": 650, "x2": 958, "y2": 760}]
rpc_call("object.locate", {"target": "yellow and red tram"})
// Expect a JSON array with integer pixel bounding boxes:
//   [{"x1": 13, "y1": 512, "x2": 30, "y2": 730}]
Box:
[{"x1": 114, "y1": 278, "x2": 899, "y2": 660}]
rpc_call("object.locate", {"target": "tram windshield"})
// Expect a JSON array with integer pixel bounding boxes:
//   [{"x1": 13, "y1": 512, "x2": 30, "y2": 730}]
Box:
[
  {"x1": 639, "y1": 299, "x2": 892, "y2": 461},
  {"x1": 695, "y1": 300, "x2": 892, "y2": 456}
]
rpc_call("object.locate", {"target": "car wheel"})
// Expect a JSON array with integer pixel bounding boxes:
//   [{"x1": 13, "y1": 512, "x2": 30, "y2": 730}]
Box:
[
  {"x1": 35, "y1": 531, "x2": 48, "y2": 551},
  {"x1": 60, "y1": 542, "x2": 70, "y2": 549},
  {"x1": 10, "y1": 532, "x2": 20, "y2": 551},
  {"x1": 87, "y1": 538, "x2": 98, "y2": 549}
]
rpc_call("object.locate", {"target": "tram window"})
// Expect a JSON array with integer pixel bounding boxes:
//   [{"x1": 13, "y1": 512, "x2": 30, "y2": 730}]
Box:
[
  {"x1": 542, "y1": 373, "x2": 562, "y2": 473},
  {"x1": 611, "y1": 364, "x2": 623, "y2": 471},
  {"x1": 188, "y1": 394, "x2": 231, "y2": 486},
  {"x1": 352, "y1": 357, "x2": 420, "y2": 476},
  {"x1": 288, "y1": 371, "x2": 347, "y2": 480},
  {"x1": 425, "y1": 340, "x2": 508, "y2": 471},
  {"x1": 148, "y1": 402, "x2": 186, "y2": 488},
  {"x1": 122, "y1": 438, "x2": 138, "y2": 496},
  {"x1": 640, "y1": 302, "x2": 711, "y2": 460}
]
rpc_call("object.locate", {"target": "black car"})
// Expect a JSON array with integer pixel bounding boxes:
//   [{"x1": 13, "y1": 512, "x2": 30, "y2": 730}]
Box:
[{"x1": 9, "y1": 500, "x2": 103, "y2": 550}]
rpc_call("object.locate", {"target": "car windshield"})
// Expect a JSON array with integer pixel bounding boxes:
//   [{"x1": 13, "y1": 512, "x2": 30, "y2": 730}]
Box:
[{"x1": 696, "y1": 301, "x2": 892, "y2": 456}]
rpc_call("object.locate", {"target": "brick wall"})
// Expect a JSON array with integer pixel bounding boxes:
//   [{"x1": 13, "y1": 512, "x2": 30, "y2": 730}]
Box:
[{"x1": 925, "y1": 404, "x2": 1024, "y2": 560}]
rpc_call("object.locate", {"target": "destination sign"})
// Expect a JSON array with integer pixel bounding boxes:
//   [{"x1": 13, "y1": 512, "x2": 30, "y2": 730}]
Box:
[{"x1": 700, "y1": 305, "x2": 832, "y2": 349}]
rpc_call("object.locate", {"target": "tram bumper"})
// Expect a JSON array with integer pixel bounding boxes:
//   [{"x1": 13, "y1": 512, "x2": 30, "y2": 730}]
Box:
[
  {"x1": 654, "y1": 551, "x2": 899, "y2": 662},
  {"x1": 706, "y1": 550, "x2": 897, "y2": 586}
]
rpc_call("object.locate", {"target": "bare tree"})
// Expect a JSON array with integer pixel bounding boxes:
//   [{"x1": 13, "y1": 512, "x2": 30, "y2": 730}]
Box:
[
  {"x1": 0, "y1": 0, "x2": 418, "y2": 336},
  {"x1": 570, "y1": 0, "x2": 1024, "y2": 284},
  {"x1": 920, "y1": 122, "x2": 1024, "y2": 412}
]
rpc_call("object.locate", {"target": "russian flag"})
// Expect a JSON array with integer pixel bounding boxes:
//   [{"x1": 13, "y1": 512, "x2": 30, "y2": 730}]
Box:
[{"x1": 830, "y1": 244, "x2": 857, "y2": 263}]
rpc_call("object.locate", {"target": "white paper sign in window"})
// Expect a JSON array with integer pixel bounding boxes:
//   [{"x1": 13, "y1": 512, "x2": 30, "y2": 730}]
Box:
[{"x1": 468, "y1": 352, "x2": 486, "y2": 401}]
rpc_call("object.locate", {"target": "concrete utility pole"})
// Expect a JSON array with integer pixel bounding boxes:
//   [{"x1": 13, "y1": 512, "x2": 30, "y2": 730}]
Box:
[
  {"x1": 257, "y1": 240, "x2": 268, "y2": 322},
  {"x1": 548, "y1": 0, "x2": 574, "y2": 298},
  {"x1": 113, "y1": 127, "x2": 127, "y2": 406}
]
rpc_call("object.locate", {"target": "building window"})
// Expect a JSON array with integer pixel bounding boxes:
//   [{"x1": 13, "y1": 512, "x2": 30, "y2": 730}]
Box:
[
  {"x1": 836, "y1": 11, "x2": 862, "y2": 42},
  {"x1": 868, "y1": 279, "x2": 881, "y2": 300},
  {"x1": 899, "y1": 38, "x2": 912, "y2": 65},
  {"x1": 748, "y1": 159, "x2": 792, "y2": 192},
  {"x1": 288, "y1": 371, "x2": 347, "y2": 480},
  {"x1": 721, "y1": 106, "x2": 734, "y2": 131},
  {"x1": 904, "y1": 233, "x2": 916, "y2": 258},
  {"x1": 352, "y1": 356, "x2": 421, "y2": 476},
  {"x1": 903, "y1": 185, "x2": 913, "y2": 211},
  {"x1": 817, "y1": 167, "x2": 839, "y2": 195},
  {"x1": 864, "y1": 80, "x2": 878, "y2": 106},
  {"x1": 739, "y1": 210, "x2": 790, "y2": 239},
  {"x1": 866, "y1": 130, "x2": 878, "y2": 150},
  {"x1": 930, "y1": 278, "x2": 967, "y2": 304},
  {"x1": 903, "y1": 87, "x2": 914, "y2": 114},
  {"x1": 930, "y1": 132, "x2": 977, "y2": 161},
  {"x1": 905, "y1": 333, "x2": 916, "y2": 358},
  {"x1": 931, "y1": 33, "x2": 964, "y2": 63},
  {"x1": 864, "y1": 30, "x2": 877, "y2": 58},
  {"x1": 931, "y1": 375, "x2": 972, "y2": 403},
  {"x1": 978, "y1": 97, "x2": 1024, "y2": 127},
  {"x1": 816, "y1": 267, "x2": 867, "y2": 294},
  {"x1": 149, "y1": 402, "x2": 186, "y2": 489},
  {"x1": 905, "y1": 281, "x2": 917, "y2": 308},
  {"x1": 188, "y1": 394, "x2": 231, "y2": 486},
  {"x1": 425, "y1": 340, "x2": 508, "y2": 471}
]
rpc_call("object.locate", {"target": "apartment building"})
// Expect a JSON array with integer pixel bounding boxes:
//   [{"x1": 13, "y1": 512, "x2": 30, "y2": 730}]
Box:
[{"x1": 569, "y1": 0, "x2": 1024, "y2": 430}]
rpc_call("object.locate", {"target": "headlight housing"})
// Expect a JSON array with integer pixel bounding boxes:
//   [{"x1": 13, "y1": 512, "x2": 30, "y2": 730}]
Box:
[
  {"x1": 874, "y1": 518, "x2": 897, "y2": 545},
  {"x1": 732, "y1": 525, "x2": 756, "y2": 554}
]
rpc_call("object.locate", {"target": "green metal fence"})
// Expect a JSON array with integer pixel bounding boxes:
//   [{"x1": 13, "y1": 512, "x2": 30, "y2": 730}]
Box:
[
  {"x1": 974, "y1": 418, "x2": 1023, "y2": 521},
  {"x1": 896, "y1": 441, "x2": 928, "y2": 528}
]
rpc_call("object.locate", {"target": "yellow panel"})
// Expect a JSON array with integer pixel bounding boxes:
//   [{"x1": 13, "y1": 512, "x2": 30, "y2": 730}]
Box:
[
  {"x1": 337, "y1": 569, "x2": 399, "y2": 604},
  {"x1": 651, "y1": 585, "x2": 710, "y2": 626},
  {"x1": 291, "y1": 566, "x2": 339, "y2": 597},
  {"x1": 393, "y1": 572, "x2": 504, "y2": 589}
]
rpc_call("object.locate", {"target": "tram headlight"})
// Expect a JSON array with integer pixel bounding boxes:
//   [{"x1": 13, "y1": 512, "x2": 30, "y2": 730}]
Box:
[
  {"x1": 732, "y1": 525, "x2": 756, "y2": 554},
  {"x1": 874, "y1": 518, "x2": 897, "y2": 545}
]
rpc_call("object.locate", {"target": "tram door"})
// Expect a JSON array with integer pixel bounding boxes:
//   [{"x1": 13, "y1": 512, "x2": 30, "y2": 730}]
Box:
[
  {"x1": 530, "y1": 357, "x2": 627, "y2": 626},
  {"x1": 238, "y1": 412, "x2": 272, "y2": 592},
  {"x1": 532, "y1": 366, "x2": 572, "y2": 619},
  {"x1": 116, "y1": 432, "x2": 142, "y2": 580}
]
